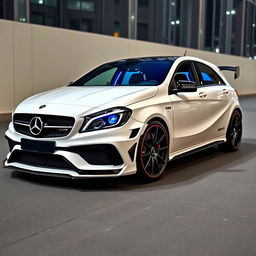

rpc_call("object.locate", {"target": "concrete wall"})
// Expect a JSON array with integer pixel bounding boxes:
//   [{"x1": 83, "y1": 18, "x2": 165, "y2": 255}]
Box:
[{"x1": 1, "y1": 19, "x2": 256, "y2": 116}]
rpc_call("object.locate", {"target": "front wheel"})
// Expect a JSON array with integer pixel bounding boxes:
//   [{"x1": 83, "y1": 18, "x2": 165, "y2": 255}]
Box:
[
  {"x1": 219, "y1": 110, "x2": 242, "y2": 152},
  {"x1": 136, "y1": 121, "x2": 169, "y2": 181}
]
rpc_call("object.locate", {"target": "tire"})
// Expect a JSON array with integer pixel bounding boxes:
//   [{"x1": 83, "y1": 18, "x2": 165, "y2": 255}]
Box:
[
  {"x1": 219, "y1": 110, "x2": 242, "y2": 152},
  {"x1": 136, "y1": 121, "x2": 169, "y2": 181}
]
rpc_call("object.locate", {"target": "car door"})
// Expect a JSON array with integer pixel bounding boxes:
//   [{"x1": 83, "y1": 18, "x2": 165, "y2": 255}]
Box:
[
  {"x1": 193, "y1": 61, "x2": 232, "y2": 142},
  {"x1": 169, "y1": 61, "x2": 212, "y2": 153}
]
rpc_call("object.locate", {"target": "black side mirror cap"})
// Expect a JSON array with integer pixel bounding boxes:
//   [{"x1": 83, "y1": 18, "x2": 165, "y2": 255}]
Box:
[{"x1": 171, "y1": 80, "x2": 198, "y2": 94}]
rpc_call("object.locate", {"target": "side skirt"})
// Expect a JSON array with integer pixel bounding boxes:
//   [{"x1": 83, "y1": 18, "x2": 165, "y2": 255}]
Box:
[{"x1": 171, "y1": 141, "x2": 225, "y2": 161}]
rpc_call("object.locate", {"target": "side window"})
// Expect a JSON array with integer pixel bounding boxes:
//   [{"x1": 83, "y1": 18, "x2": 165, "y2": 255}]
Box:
[
  {"x1": 170, "y1": 62, "x2": 196, "y2": 90},
  {"x1": 195, "y1": 62, "x2": 225, "y2": 86}
]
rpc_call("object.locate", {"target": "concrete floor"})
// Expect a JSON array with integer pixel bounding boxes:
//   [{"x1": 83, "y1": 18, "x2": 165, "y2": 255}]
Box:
[{"x1": 0, "y1": 97, "x2": 255, "y2": 256}]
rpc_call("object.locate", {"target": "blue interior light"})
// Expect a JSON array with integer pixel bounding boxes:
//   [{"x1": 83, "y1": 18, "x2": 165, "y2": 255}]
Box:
[
  {"x1": 201, "y1": 72, "x2": 213, "y2": 81},
  {"x1": 108, "y1": 114, "x2": 119, "y2": 125}
]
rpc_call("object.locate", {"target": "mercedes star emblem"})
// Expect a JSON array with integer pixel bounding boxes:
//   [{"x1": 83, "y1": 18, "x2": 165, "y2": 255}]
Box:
[{"x1": 29, "y1": 117, "x2": 43, "y2": 136}]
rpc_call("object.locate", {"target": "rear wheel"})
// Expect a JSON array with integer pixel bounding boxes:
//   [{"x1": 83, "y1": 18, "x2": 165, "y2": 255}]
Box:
[
  {"x1": 136, "y1": 121, "x2": 169, "y2": 181},
  {"x1": 219, "y1": 110, "x2": 242, "y2": 152}
]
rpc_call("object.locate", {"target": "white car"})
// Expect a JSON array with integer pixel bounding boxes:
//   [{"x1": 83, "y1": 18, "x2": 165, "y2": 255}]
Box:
[{"x1": 4, "y1": 56, "x2": 242, "y2": 181}]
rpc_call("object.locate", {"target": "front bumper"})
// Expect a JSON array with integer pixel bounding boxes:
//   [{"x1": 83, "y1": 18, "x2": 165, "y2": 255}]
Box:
[{"x1": 4, "y1": 118, "x2": 147, "y2": 178}]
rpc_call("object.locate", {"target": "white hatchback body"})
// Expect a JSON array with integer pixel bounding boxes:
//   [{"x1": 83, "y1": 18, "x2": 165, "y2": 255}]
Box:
[{"x1": 4, "y1": 56, "x2": 242, "y2": 180}]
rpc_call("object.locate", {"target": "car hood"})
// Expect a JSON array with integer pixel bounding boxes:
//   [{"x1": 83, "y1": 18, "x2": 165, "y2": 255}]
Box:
[{"x1": 16, "y1": 86, "x2": 158, "y2": 117}]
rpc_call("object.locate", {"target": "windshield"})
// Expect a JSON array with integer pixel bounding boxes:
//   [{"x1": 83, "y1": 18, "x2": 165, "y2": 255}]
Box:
[{"x1": 70, "y1": 57, "x2": 177, "y2": 86}]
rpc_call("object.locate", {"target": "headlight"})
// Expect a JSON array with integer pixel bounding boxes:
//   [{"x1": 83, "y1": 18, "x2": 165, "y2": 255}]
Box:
[{"x1": 80, "y1": 107, "x2": 132, "y2": 132}]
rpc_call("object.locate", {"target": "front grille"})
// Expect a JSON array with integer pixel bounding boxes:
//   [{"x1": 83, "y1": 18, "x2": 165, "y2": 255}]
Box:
[{"x1": 13, "y1": 114, "x2": 75, "y2": 138}]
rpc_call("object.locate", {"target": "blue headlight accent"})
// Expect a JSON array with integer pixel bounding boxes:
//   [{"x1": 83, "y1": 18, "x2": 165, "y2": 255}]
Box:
[
  {"x1": 79, "y1": 107, "x2": 132, "y2": 133},
  {"x1": 108, "y1": 114, "x2": 119, "y2": 125}
]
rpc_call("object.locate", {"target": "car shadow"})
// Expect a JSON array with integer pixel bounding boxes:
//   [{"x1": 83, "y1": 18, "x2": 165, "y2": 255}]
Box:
[{"x1": 10, "y1": 138, "x2": 256, "y2": 192}]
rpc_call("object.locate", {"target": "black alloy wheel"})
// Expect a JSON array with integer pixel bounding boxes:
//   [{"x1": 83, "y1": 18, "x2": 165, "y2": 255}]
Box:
[
  {"x1": 137, "y1": 121, "x2": 169, "y2": 181},
  {"x1": 219, "y1": 110, "x2": 242, "y2": 152}
]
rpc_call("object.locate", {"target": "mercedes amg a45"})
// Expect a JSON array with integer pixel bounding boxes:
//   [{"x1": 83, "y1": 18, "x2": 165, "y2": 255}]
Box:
[{"x1": 4, "y1": 56, "x2": 242, "y2": 181}]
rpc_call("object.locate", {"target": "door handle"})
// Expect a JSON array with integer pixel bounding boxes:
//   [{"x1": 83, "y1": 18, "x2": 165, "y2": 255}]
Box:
[
  {"x1": 222, "y1": 89, "x2": 229, "y2": 95},
  {"x1": 199, "y1": 92, "x2": 207, "y2": 98}
]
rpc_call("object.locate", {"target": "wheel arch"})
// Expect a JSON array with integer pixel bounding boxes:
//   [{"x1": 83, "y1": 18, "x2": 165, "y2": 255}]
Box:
[
  {"x1": 226, "y1": 105, "x2": 242, "y2": 126},
  {"x1": 136, "y1": 116, "x2": 170, "y2": 181},
  {"x1": 226, "y1": 106, "x2": 242, "y2": 130},
  {"x1": 234, "y1": 107, "x2": 242, "y2": 117},
  {"x1": 146, "y1": 117, "x2": 170, "y2": 138},
  {"x1": 219, "y1": 106, "x2": 242, "y2": 152},
  {"x1": 223, "y1": 105, "x2": 242, "y2": 137}
]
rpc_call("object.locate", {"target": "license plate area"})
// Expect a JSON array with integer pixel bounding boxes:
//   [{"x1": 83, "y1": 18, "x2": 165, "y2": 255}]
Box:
[{"x1": 21, "y1": 139, "x2": 56, "y2": 154}]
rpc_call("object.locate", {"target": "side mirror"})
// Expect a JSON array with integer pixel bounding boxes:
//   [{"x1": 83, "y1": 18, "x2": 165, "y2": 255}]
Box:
[{"x1": 172, "y1": 80, "x2": 197, "y2": 93}]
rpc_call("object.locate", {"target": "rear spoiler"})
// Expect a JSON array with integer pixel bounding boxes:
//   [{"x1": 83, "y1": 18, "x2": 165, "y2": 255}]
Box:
[{"x1": 218, "y1": 66, "x2": 240, "y2": 79}]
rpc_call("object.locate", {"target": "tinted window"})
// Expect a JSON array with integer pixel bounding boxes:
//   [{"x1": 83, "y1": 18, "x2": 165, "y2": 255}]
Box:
[
  {"x1": 70, "y1": 58, "x2": 176, "y2": 86},
  {"x1": 170, "y1": 62, "x2": 196, "y2": 90},
  {"x1": 195, "y1": 62, "x2": 225, "y2": 86}
]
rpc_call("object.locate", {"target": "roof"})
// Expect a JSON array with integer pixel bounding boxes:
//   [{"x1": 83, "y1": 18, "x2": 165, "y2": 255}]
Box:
[{"x1": 107, "y1": 56, "x2": 180, "y2": 64}]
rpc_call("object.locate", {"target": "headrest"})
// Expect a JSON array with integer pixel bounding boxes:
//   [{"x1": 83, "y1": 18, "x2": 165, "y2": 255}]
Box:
[{"x1": 129, "y1": 73, "x2": 145, "y2": 85}]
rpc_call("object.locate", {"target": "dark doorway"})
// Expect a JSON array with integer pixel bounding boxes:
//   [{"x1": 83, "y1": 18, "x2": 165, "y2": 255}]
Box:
[{"x1": 0, "y1": 0, "x2": 3, "y2": 19}]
